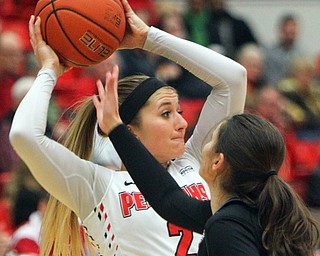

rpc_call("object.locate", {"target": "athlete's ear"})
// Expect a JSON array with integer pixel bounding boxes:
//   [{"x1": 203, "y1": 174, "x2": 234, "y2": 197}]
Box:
[
  {"x1": 127, "y1": 124, "x2": 139, "y2": 139},
  {"x1": 211, "y1": 153, "x2": 225, "y2": 175}
]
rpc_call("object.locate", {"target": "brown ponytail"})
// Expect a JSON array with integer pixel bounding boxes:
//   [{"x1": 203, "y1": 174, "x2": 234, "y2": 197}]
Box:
[
  {"x1": 215, "y1": 113, "x2": 319, "y2": 255},
  {"x1": 259, "y1": 176, "x2": 319, "y2": 256}
]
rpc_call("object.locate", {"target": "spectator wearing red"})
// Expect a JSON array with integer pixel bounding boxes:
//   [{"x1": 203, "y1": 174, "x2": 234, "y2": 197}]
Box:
[{"x1": 128, "y1": 0, "x2": 158, "y2": 26}]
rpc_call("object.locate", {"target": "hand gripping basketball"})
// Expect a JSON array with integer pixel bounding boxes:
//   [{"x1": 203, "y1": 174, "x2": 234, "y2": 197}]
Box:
[{"x1": 34, "y1": 0, "x2": 126, "y2": 67}]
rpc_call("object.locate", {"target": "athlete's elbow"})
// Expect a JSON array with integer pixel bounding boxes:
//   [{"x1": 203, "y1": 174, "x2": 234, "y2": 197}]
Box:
[
  {"x1": 9, "y1": 126, "x2": 31, "y2": 153},
  {"x1": 238, "y1": 65, "x2": 247, "y2": 82},
  {"x1": 229, "y1": 64, "x2": 247, "y2": 88}
]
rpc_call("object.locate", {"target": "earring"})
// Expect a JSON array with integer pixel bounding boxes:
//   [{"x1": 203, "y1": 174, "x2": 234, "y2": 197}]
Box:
[{"x1": 127, "y1": 126, "x2": 138, "y2": 139}]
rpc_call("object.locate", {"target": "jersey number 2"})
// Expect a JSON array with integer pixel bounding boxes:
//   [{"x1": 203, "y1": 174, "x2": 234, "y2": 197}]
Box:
[{"x1": 167, "y1": 222, "x2": 196, "y2": 256}]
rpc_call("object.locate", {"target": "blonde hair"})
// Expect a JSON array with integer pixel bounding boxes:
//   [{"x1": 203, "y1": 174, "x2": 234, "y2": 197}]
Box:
[
  {"x1": 40, "y1": 98, "x2": 96, "y2": 255},
  {"x1": 40, "y1": 75, "x2": 152, "y2": 255},
  {"x1": 40, "y1": 75, "x2": 177, "y2": 255}
]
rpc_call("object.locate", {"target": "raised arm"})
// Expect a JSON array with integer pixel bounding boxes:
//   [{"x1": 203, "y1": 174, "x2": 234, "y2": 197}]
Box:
[
  {"x1": 144, "y1": 27, "x2": 247, "y2": 160},
  {"x1": 92, "y1": 0, "x2": 247, "y2": 167},
  {"x1": 9, "y1": 16, "x2": 113, "y2": 219}
]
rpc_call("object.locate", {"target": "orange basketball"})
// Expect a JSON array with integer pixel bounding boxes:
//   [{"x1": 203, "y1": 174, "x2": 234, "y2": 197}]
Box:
[{"x1": 34, "y1": 0, "x2": 126, "y2": 67}]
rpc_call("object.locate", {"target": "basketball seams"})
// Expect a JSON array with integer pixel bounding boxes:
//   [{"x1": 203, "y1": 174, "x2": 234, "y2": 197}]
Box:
[
  {"x1": 33, "y1": 0, "x2": 55, "y2": 42},
  {"x1": 54, "y1": 8, "x2": 123, "y2": 43},
  {"x1": 34, "y1": 0, "x2": 125, "y2": 67},
  {"x1": 36, "y1": 1, "x2": 90, "y2": 66},
  {"x1": 51, "y1": 5, "x2": 97, "y2": 65}
]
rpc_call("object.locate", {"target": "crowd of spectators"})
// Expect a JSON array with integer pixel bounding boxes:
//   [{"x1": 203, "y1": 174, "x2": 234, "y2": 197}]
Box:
[{"x1": 1, "y1": 0, "x2": 320, "y2": 254}]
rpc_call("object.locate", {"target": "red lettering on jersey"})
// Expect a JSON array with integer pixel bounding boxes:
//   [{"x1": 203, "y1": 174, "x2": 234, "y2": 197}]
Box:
[
  {"x1": 197, "y1": 183, "x2": 209, "y2": 200},
  {"x1": 183, "y1": 183, "x2": 209, "y2": 200},
  {"x1": 185, "y1": 184, "x2": 203, "y2": 200},
  {"x1": 119, "y1": 183, "x2": 208, "y2": 218},
  {"x1": 181, "y1": 187, "x2": 189, "y2": 194},
  {"x1": 119, "y1": 192, "x2": 150, "y2": 217},
  {"x1": 119, "y1": 192, "x2": 135, "y2": 217},
  {"x1": 133, "y1": 192, "x2": 148, "y2": 210}
]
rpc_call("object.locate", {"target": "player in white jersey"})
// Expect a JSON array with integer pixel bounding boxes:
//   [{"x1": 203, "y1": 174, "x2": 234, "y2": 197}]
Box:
[{"x1": 9, "y1": 0, "x2": 247, "y2": 255}]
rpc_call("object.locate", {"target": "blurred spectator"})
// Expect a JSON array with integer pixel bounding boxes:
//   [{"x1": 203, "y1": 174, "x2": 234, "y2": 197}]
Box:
[
  {"x1": 118, "y1": 1, "x2": 157, "y2": 78},
  {"x1": 183, "y1": 0, "x2": 210, "y2": 46},
  {"x1": 0, "y1": 172, "x2": 13, "y2": 245},
  {"x1": 158, "y1": 11, "x2": 188, "y2": 39},
  {"x1": 0, "y1": 31, "x2": 24, "y2": 120},
  {"x1": 51, "y1": 67, "x2": 97, "y2": 139},
  {"x1": 84, "y1": 51, "x2": 123, "y2": 83},
  {"x1": 0, "y1": 0, "x2": 37, "y2": 23},
  {"x1": 156, "y1": 10, "x2": 212, "y2": 139},
  {"x1": 0, "y1": 226, "x2": 10, "y2": 256},
  {"x1": 284, "y1": 131, "x2": 320, "y2": 202},
  {"x1": 0, "y1": 75, "x2": 34, "y2": 173},
  {"x1": 23, "y1": 51, "x2": 40, "y2": 77},
  {"x1": 0, "y1": 119, "x2": 18, "y2": 173},
  {"x1": 264, "y1": 14, "x2": 305, "y2": 85},
  {"x1": 53, "y1": 68, "x2": 97, "y2": 111},
  {"x1": 9, "y1": 188, "x2": 48, "y2": 255},
  {"x1": 317, "y1": 52, "x2": 320, "y2": 80},
  {"x1": 51, "y1": 52, "x2": 122, "y2": 140},
  {"x1": 250, "y1": 85, "x2": 320, "y2": 202},
  {"x1": 128, "y1": 0, "x2": 159, "y2": 26},
  {"x1": 156, "y1": 10, "x2": 211, "y2": 99},
  {"x1": 5, "y1": 161, "x2": 48, "y2": 255},
  {"x1": 206, "y1": 0, "x2": 258, "y2": 59},
  {"x1": 277, "y1": 55, "x2": 320, "y2": 138},
  {"x1": 155, "y1": 57, "x2": 211, "y2": 99},
  {"x1": 252, "y1": 57, "x2": 320, "y2": 203},
  {"x1": 0, "y1": 0, "x2": 36, "y2": 52},
  {"x1": 117, "y1": 48, "x2": 156, "y2": 78},
  {"x1": 11, "y1": 77, "x2": 35, "y2": 108},
  {"x1": 252, "y1": 86, "x2": 291, "y2": 134},
  {"x1": 307, "y1": 167, "x2": 320, "y2": 208},
  {"x1": 236, "y1": 43, "x2": 268, "y2": 111},
  {"x1": 251, "y1": 86, "x2": 293, "y2": 184},
  {"x1": 0, "y1": 73, "x2": 58, "y2": 172}
]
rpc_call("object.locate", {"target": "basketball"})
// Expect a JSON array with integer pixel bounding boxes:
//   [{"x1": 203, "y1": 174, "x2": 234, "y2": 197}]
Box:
[{"x1": 34, "y1": 0, "x2": 126, "y2": 67}]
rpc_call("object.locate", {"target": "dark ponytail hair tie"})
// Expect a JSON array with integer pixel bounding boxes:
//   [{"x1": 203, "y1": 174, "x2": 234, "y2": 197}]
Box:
[{"x1": 265, "y1": 169, "x2": 277, "y2": 181}]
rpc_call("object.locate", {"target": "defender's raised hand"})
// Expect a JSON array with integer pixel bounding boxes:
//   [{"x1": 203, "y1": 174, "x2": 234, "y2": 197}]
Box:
[{"x1": 93, "y1": 65, "x2": 123, "y2": 135}]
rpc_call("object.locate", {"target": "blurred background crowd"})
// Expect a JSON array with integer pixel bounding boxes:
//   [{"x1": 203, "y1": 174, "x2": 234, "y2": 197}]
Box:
[{"x1": 0, "y1": 0, "x2": 320, "y2": 254}]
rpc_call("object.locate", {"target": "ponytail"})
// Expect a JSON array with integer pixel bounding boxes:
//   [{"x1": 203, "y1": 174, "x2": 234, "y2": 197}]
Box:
[
  {"x1": 40, "y1": 74, "x2": 159, "y2": 254},
  {"x1": 215, "y1": 114, "x2": 320, "y2": 255},
  {"x1": 40, "y1": 97, "x2": 97, "y2": 255},
  {"x1": 259, "y1": 176, "x2": 319, "y2": 256}
]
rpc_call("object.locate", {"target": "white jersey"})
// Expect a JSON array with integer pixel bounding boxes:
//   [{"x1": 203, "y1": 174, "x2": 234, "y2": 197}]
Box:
[{"x1": 10, "y1": 27, "x2": 246, "y2": 255}]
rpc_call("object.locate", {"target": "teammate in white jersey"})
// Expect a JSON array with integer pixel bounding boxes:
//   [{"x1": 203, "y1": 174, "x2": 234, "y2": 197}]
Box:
[{"x1": 9, "y1": 0, "x2": 247, "y2": 255}]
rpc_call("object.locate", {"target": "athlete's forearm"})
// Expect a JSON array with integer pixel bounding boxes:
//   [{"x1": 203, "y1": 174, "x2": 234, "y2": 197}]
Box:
[{"x1": 143, "y1": 27, "x2": 246, "y2": 91}]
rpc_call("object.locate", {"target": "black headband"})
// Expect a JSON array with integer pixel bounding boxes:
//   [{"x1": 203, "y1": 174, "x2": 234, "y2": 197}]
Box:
[{"x1": 119, "y1": 77, "x2": 168, "y2": 124}]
